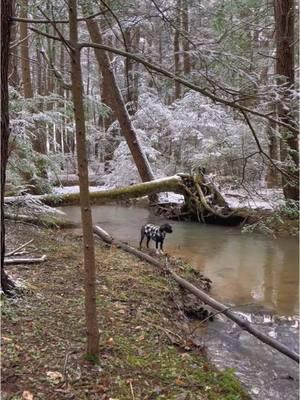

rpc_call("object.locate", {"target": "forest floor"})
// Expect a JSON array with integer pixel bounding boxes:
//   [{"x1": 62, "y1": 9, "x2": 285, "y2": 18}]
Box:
[{"x1": 1, "y1": 221, "x2": 251, "y2": 400}]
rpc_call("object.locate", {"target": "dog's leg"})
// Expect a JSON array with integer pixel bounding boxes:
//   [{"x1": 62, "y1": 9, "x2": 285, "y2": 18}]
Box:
[
  {"x1": 155, "y1": 240, "x2": 160, "y2": 255},
  {"x1": 160, "y1": 240, "x2": 164, "y2": 255},
  {"x1": 146, "y1": 237, "x2": 150, "y2": 248},
  {"x1": 139, "y1": 231, "x2": 145, "y2": 249}
]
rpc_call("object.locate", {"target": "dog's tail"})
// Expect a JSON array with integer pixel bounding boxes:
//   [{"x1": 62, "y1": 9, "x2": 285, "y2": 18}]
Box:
[{"x1": 139, "y1": 225, "x2": 145, "y2": 249}]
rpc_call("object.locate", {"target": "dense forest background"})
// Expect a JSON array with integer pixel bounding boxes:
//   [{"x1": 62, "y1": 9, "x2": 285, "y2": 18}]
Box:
[
  {"x1": 4, "y1": 0, "x2": 299, "y2": 202},
  {"x1": 1, "y1": 0, "x2": 299, "y2": 380}
]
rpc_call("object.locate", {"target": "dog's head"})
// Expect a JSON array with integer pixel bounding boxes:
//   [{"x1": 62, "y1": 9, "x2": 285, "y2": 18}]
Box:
[{"x1": 160, "y1": 223, "x2": 173, "y2": 233}]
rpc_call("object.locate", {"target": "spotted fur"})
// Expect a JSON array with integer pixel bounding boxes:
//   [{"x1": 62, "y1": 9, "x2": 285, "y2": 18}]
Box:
[{"x1": 139, "y1": 223, "x2": 173, "y2": 254}]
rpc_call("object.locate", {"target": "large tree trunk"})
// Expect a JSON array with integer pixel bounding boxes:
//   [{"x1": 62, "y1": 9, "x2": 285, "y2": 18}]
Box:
[
  {"x1": 8, "y1": 0, "x2": 20, "y2": 88},
  {"x1": 124, "y1": 27, "x2": 139, "y2": 115},
  {"x1": 259, "y1": 43, "x2": 280, "y2": 188},
  {"x1": 1, "y1": 0, "x2": 16, "y2": 295},
  {"x1": 174, "y1": 0, "x2": 182, "y2": 99},
  {"x1": 265, "y1": 120, "x2": 280, "y2": 188},
  {"x1": 40, "y1": 175, "x2": 184, "y2": 206},
  {"x1": 82, "y1": 6, "x2": 156, "y2": 186},
  {"x1": 69, "y1": 0, "x2": 99, "y2": 359},
  {"x1": 19, "y1": 0, "x2": 48, "y2": 156},
  {"x1": 5, "y1": 173, "x2": 248, "y2": 225},
  {"x1": 19, "y1": 0, "x2": 33, "y2": 98},
  {"x1": 182, "y1": 0, "x2": 191, "y2": 76},
  {"x1": 274, "y1": 0, "x2": 299, "y2": 200}
]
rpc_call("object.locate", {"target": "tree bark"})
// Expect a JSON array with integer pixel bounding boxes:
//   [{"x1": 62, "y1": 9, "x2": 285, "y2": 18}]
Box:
[
  {"x1": 69, "y1": 0, "x2": 99, "y2": 359},
  {"x1": 274, "y1": 0, "x2": 299, "y2": 200},
  {"x1": 19, "y1": 0, "x2": 33, "y2": 98},
  {"x1": 182, "y1": 0, "x2": 191, "y2": 75},
  {"x1": 174, "y1": 0, "x2": 182, "y2": 99},
  {"x1": 265, "y1": 120, "x2": 280, "y2": 188},
  {"x1": 94, "y1": 225, "x2": 299, "y2": 364},
  {"x1": 82, "y1": 6, "x2": 156, "y2": 186},
  {"x1": 8, "y1": 0, "x2": 20, "y2": 88},
  {"x1": 1, "y1": 0, "x2": 16, "y2": 295},
  {"x1": 124, "y1": 27, "x2": 139, "y2": 114},
  {"x1": 39, "y1": 175, "x2": 184, "y2": 206}
]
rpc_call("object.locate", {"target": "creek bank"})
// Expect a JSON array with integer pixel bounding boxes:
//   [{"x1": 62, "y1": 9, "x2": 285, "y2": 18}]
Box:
[{"x1": 2, "y1": 221, "x2": 250, "y2": 400}]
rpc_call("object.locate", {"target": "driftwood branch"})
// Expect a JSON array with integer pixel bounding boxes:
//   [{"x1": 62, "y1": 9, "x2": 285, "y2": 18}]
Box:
[
  {"x1": 93, "y1": 225, "x2": 299, "y2": 364},
  {"x1": 5, "y1": 239, "x2": 34, "y2": 257},
  {"x1": 4, "y1": 255, "x2": 46, "y2": 265}
]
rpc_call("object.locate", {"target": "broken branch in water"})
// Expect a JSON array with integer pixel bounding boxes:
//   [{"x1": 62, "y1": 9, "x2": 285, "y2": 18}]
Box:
[{"x1": 93, "y1": 224, "x2": 299, "y2": 364}]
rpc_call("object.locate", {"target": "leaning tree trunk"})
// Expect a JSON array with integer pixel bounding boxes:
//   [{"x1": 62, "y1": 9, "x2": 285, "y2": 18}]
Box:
[
  {"x1": 1, "y1": 0, "x2": 16, "y2": 295},
  {"x1": 69, "y1": 0, "x2": 99, "y2": 359},
  {"x1": 82, "y1": 4, "x2": 156, "y2": 187},
  {"x1": 274, "y1": 0, "x2": 299, "y2": 200}
]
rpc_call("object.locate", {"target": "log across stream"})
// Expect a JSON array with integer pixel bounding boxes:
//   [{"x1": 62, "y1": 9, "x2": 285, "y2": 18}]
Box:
[{"x1": 5, "y1": 174, "x2": 256, "y2": 226}]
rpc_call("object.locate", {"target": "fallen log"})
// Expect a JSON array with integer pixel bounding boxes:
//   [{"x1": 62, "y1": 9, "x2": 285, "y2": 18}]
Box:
[
  {"x1": 4, "y1": 212, "x2": 79, "y2": 229},
  {"x1": 4, "y1": 212, "x2": 61, "y2": 228},
  {"x1": 4, "y1": 255, "x2": 47, "y2": 265},
  {"x1": 4, "y1": 174, "x2": 249, "y2": 225},
  {"x1": 93, "y1": 225, "x2": 299, "y2": 364},
  {"x1": 43, "y1": 175, "x2": 184, "y2": 206}
]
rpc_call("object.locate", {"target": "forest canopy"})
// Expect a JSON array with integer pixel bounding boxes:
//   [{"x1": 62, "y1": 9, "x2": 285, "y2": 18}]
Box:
[{"x1": 3, "y1": 0, "x2": 299, "y2": 202}]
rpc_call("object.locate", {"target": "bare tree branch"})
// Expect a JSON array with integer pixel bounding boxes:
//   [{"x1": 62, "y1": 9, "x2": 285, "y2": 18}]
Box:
[
  {"x1": 37, "y1": 6, "x2": 73, "y2": 52},
  {"x1": 78, "y1": 41, "x2": 298, "y2": 134},
  {"x1": 30, "y1": 27, "x2": 299, "y2": 135},
  {"x1": 10, "y1": 10, "x2": 107, "y2": 24},
  {"x1": 40, "y1": 48, "x2": 72, "y2": 90}
]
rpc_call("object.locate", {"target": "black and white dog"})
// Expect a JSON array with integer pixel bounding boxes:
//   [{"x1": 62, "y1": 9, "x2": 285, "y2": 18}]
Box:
[{"x1": 139, "y1": 223, "x2": 173, "y2": 254}]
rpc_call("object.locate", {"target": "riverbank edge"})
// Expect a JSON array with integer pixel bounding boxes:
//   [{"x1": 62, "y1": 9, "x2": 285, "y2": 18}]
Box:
[{"x1": 2, "y1": 221, "x2": 250, "y2": 400}]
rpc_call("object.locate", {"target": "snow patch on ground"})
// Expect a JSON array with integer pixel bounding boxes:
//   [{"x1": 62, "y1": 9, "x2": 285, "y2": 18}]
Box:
[
  {"x1": 223, "y1": 188, "x2": 284, "y2": 210},
  {"x1": 158, "y1": 192, "x2": 185, "y2": 204}
]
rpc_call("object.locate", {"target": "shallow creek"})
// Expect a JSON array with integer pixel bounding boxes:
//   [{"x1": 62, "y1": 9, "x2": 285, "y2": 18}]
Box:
[{"x1": 61, "y1": 204, "x2": 299, "y2": 399}]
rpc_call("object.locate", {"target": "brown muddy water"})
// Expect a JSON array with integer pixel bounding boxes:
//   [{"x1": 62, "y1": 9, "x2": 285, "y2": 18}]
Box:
[{"x1": 60, "y1": 204, "x2": 299, "y2": 400}]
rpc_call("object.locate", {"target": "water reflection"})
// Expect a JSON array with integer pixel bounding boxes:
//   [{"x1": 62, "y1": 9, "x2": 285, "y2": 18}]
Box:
[
  {"x1": 61, "y1": 205, "x2": 299, "y2": 316},
  {"x1": 166, "y1": 224, "x2": 299, "y2": 316}
]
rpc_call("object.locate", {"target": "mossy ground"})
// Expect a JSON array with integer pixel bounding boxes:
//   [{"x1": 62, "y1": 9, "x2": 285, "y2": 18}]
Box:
[{"x1": 2, "y1": 221, "x2": 250, "y2": 400}]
